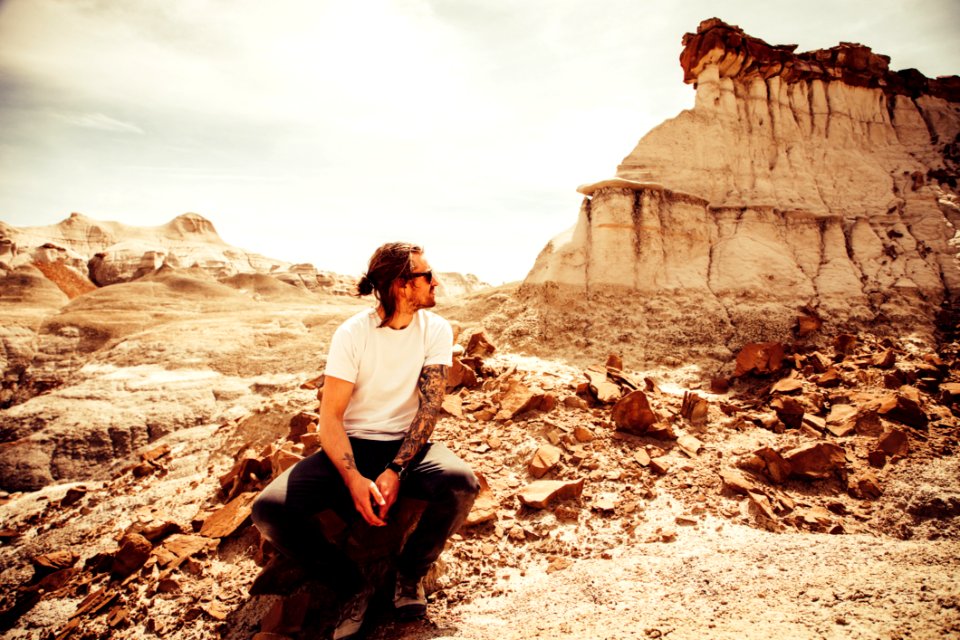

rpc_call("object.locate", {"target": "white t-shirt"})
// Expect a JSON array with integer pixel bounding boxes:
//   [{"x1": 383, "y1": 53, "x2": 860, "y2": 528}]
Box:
[{"x1": 324, "y1": 308, "x2": 453, "y2": 440}]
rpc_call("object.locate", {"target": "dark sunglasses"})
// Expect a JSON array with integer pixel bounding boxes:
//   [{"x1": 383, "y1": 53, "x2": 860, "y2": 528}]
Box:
[{"x1": 403, "y1": 270, "x2": 433, "y2": 284}]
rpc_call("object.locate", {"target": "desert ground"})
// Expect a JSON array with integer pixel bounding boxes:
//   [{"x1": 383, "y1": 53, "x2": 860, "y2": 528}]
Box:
[{"x1": 1, "y1": 277, "x2": 958, "y2": 640}]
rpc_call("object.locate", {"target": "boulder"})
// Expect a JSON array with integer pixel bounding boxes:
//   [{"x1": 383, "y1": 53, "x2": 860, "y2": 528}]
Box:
[
  {"x1": 733, "y1": 343, "x2": 785, "y2": 377},
  {"x1": 611, "y1": 390, "x2": 662, "y2": 436},
  {"x1": 111, "y1": 533, "x2": 152, "y2": 579},
  {"x1": 784, "y1": 443, "x2": 846, "y2": 480}
]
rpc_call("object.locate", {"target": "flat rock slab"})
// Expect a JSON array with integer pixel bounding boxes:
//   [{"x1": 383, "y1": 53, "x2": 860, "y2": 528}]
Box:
[
  {"x1": 200, "y1": 491, "x2": 258, "y2": 539},
  {"x1": 518, "y1": 478, "x2": 585, "y2": 509}
]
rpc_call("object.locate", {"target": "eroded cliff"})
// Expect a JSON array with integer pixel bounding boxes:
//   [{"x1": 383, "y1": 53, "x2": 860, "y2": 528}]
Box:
[{"x1": 524, "y1": 19, "x2": 959, "y2": 364}]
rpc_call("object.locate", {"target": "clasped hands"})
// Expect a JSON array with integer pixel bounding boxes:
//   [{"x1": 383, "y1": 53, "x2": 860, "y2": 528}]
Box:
[{"x1": 347, "y1": 468, "x2": 401, "y2": 527}]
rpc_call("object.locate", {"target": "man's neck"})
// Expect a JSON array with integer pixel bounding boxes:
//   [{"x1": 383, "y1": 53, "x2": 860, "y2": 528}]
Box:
[{"x1": 377, "y1": 304, "x2": 415, "y2": 330}]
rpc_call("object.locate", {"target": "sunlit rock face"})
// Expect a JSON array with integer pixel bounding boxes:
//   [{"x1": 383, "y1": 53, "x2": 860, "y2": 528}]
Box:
[{"x1": 526, "y1": 18, "x2": 960, "y2": 356}]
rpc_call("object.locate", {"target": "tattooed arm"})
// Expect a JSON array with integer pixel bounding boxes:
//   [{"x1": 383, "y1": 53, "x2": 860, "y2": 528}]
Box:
[
  {"x1": 374, "y1": 364, "x2": 448, "y2": 518},
  {"x1": 394, "y1": 364, "x2": 448, "y2": 467},
  {"x1": 319, "y1": 375, "x2": 387, "y2": 526}
]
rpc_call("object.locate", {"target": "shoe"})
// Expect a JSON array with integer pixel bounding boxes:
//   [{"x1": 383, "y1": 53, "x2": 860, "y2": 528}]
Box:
[
  {"x1": 333, "y1": 585, "x2": 373, "y2": 640},
  {"x1": 393, "y1": 574, "x2": 427, "y2": 620}
]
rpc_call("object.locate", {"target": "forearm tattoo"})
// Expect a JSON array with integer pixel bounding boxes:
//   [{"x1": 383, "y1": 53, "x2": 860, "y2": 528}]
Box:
[
  {"x1": 394, "y1": 364, "x2": 447, "y2": 467},
  {"x1": 343, "y1": 453, "x2": 357, "y2": 471}
]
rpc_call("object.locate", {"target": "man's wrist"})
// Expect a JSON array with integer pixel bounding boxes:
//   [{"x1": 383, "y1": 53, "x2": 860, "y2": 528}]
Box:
[{"x1": 385, "y1": 461, "x2": 405, "y2": 478}]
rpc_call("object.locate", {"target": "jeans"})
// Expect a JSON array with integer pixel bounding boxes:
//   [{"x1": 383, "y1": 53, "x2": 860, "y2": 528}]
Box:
[{"x1": 252, "y1": 438, "x2": 479, "y2": 581}]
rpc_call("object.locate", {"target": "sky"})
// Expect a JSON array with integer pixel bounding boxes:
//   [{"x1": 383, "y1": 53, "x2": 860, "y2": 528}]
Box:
[{"x1": 1, "y1": 0, "x2": 958, "y2": 284}]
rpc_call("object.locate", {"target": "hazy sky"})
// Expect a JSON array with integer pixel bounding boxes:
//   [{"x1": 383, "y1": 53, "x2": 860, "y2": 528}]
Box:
[{"x1": 1, "y1": 0, "x2": 958, "y2": 284}]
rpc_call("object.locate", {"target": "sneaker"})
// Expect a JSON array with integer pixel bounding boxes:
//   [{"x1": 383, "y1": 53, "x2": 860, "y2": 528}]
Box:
[
  {"x1": 393, "y1": 574, "x2": 427, "y2": 620},
  {"x1": 333, "y1": 585, "x2": 373, "y2": 640}
]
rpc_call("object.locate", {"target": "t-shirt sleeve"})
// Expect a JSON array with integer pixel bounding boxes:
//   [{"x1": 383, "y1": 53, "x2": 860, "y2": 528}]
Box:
[
  {"x1": 424, "y1": 315, "x2": 454, "y2": 367},
  {"x1": 324, "y1": 321, "x2": 360, "y2": 383}
]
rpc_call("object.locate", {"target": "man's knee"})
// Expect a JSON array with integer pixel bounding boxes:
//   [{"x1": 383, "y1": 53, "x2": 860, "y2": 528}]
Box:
[
  {"x1": 444, "y1": 466, "x2": 480, "y2": 502},
  {"x1": 251, "y1": 491, "x2": 284, "y2": 534}
]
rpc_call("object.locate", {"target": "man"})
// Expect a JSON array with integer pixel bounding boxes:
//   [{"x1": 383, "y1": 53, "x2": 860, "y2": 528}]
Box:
[{"x1": 252, "y1": 242, "x2": 479, "y2": 640}]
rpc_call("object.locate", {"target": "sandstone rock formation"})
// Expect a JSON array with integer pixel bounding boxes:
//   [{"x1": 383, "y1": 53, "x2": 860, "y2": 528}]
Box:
[
  {"x1": 0, "y1": 212, "x2": 355, "y2": 293},
  {"x1": 525, "y1": 18, "x2": 960, "y2": 364}
]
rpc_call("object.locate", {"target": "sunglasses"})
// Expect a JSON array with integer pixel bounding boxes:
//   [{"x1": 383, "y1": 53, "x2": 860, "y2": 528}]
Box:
[{"x1": 403, "y1": 270, "x2": 433, "y2": 284}]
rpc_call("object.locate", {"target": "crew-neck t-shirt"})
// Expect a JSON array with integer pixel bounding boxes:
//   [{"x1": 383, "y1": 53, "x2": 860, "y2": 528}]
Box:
[{"x1": 324, "y1": 308, "x2": 453, "y2": 440}]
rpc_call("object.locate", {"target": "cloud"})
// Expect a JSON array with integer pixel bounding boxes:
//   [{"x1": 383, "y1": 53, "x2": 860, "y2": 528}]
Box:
[{"x1": 50, "y1": 111, "x2": 144, "y2": 134}]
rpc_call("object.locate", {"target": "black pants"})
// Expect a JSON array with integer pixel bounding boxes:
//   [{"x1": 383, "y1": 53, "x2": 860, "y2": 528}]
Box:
[{"x1": 252, "y1": 438, "x2": 479, "y2": 581}]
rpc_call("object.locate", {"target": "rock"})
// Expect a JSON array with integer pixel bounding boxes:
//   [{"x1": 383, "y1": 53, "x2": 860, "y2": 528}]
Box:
[
  {"x1": 710, "y1": 377, "x2": 730, "y2": 393},
  {"x1": 447, "y1": 357, "x2": 479, "y2": 390},
  {"x1": 740, "y1": 447, "x2": 791, "y2": 484},
  {"x1": 849, "y1": 472, "x2": 883, "y2": 500},
  {"x1": 153, "y1": 534, "x2": 215, "y2": 569},
  {"x1": 796, "y1": 314, "x2": 823, "y2": 338},
  {"x1": 529, "y1": 445, "x2": 562, "y2": 479},
  {"x1": 441, "y1": 394, "x2": 464, "y2": 418},
  {"x1": 59, "y1": 486, "x2": 87, "y2": 507},
  {"x1": 854, "y1": 410, "x2": 883, "y2": 436},
  {"x1": 287, "y1": 412, "x2": 317, "y2": 442},
  {"x1": 677, "y1": 435, "x2": 703, "y2": 457},
  {"x1": 199, "y1": 491, "x2": 258, "y2": 539},
  {"x1": 868, "y1": 449, "x2": 887, "y2": 468},
  {"x1": 747, "y1": 490, "x2": 777, "y2": 521},
  {"x1": 826, "y1": 404, "x2": 858, "y2": 437},
  {"x1": 941, "y1": 382, "x2": 960, "y2": 403},
  {"x1": 771, "y1": 396, "x2": 804, "y2": 429},
  {"x1": 878, "y1": 428, "x2": 909, "y2": 457},
  {"x1": 784, "y1": 443, "x2": 846, "y2": 480},
  {"x1": 680, "y1": 391, "x2": 708, "y2": 426},
  {"x1": 771, "y1": 376, "x2": 804, "y2": 394},
  {"x1": 261, "y1": 592, "x2": 310, "y2": 635},
  {"x1": 720, "y1": 469, "x2": 762, "y2": 495},
  {"x1": 834, "y1": 334, "x2": 857, "y2": 358},
  {"x1": 808, "y1": 352, "x2": 831, "y2": 374},
  {"x1": 584, "y1": 367, "x2": 621, "y2": 404},
  {"x1": 733, "y1": 343, "x2": 785, "y2": 377},
  {"x1": 605, "y1": 354, "x2": 623, "y2": 370},
  {"x1": 518, "y1": 479, "x2": 585, "y2": 509},
  {"x1": 633, "y1": 449, "x2": 651, "y2": 467},
  {"x1": 573, "y1": 425, "x2": 595, "y2": 442},
  {"x1": 802, "y1": 414, "x2": 826, "y2": 432},
  {"x1": 271, "y1": 447, "x2": 302, "y2": 477},
  {"x1": 611, "y1": 390, "x2": 660, "y2": 435},
  {"x1": 465, "y1": 473, "x2": 498, "y2": 526},
  {"x1": 877, "y1": 392, "x2": 929, "y2": 429},
  {"x1": 466, "y1": 332, "x2": 495, "y2": 358},
  {"x1": 140, "y1": 444, "x2": 171, "y2": 464},
  {"x1": 496, "y1": 383, "x2": 543, "y2": 420},
  {"x1": 592, "y1": 494, "x2": 618, "y2": 512},
  {"x1": 871, "y1": 349, "x2": 897, "y2": 369},
  {"x1": 31, "y1": 550, "x2": 78, "y2": 578},
  {"x1": 648, "y1": 458, "x2": 670, "y2": 475},
  {"x1": 563, "y1": 395, "x2": 589, "y2": 410},
  {"x1": 815, "y1": 368, "x2": 842, "y2": 388},
  {"x1": 111, "y1": 533, "x2": 153, "y2": 579}
]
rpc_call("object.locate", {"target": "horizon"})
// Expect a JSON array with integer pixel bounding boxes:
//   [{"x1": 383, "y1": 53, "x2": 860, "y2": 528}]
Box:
[{"x1": 1, "y1": 0, "x2": 958, "y2": 285}]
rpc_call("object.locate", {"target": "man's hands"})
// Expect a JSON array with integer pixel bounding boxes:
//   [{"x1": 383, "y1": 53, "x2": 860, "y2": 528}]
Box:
[{"x1": 346, "y1": 468, "x2": 400, "y2": 526}]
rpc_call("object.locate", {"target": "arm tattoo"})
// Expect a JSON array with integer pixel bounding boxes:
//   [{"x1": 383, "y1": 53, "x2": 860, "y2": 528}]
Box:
[
  {"x1": 393, "y1": 364, "x2": 447, "y2": 467},
  {"x1": 343, "y1": 453, "x2": 357, "y2": 471}
]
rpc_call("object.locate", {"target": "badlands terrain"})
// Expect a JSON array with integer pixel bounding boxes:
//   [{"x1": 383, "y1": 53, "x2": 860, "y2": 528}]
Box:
[{"x1": 1, "y1": 17, "x2": 959, "y2": 640}]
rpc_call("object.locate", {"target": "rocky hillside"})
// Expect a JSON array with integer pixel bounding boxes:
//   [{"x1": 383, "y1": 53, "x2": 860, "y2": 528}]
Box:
[
  {"x1": 0, "y1": 212, "x2": 356, "y2": 293},
  {"x1": 525, "y1": 18, "x2": 960, "y2": 366}
]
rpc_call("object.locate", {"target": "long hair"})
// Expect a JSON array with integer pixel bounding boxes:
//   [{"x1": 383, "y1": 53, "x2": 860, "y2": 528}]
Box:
[{"x1": 356, "y1": 242, "x2": 422, "y2": 327}]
